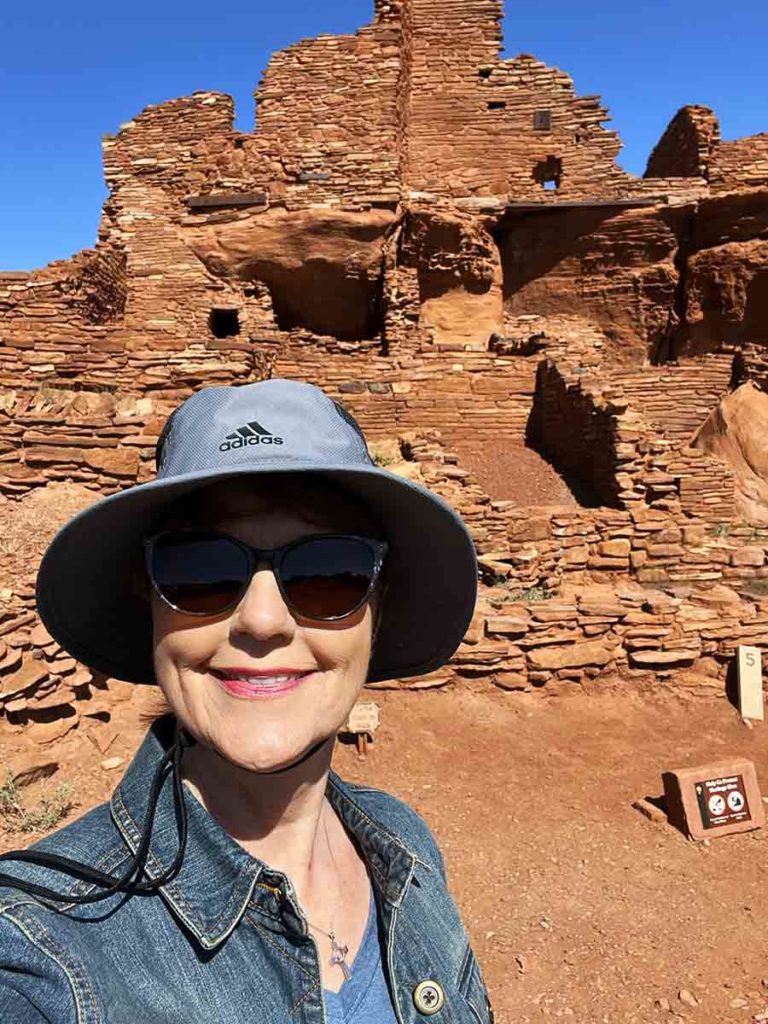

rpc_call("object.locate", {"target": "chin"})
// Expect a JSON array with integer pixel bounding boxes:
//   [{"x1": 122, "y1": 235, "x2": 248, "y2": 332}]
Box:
[{"x1": 210, "y1": 724, "x2": 332, "y2": 776}]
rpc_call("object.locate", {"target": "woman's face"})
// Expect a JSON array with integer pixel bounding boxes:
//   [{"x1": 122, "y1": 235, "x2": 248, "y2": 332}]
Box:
[{"x1": 150, "y1": 481, "x2": 376, "y2": 774}]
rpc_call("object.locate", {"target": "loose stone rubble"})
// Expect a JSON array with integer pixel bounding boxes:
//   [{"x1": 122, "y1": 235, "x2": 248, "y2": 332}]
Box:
[{"x1": 1, "y1": 0, "x2": 767, "y2": 736}]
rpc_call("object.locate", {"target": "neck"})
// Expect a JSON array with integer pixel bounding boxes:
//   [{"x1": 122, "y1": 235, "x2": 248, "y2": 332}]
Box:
[{"x1": 180, "y1": 736, "x2": 338, "y2": 894}]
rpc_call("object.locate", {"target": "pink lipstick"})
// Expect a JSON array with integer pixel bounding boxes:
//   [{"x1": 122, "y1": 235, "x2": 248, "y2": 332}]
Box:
[{"x1": 210, "y1": 668, "x2": 314, "y2": 699}]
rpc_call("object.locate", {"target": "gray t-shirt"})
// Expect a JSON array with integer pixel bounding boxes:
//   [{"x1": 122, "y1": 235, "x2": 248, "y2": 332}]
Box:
[{"x1": 322, "y1": 886, "x2": 398, "y2": 1023}]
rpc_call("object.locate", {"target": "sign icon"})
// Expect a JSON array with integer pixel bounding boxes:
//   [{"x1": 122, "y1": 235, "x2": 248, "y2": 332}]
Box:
[
  {"x1": 708, "y1": 794, "x2": 726, "y2": 816},
  {"x1": 696, "y1": 773, "x2": 751, "y2": 829},
  {"x1": 727, "y1": 791, "x2": 745, "y2": 813}
]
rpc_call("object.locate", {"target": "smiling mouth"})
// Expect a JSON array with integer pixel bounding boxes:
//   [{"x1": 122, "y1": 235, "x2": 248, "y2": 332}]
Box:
[{"x1": 209, "y1": 669, "x2": 315, "y2": 698}]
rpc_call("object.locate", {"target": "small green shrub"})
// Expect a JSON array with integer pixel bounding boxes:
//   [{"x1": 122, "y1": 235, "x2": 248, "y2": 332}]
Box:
[
  {"x1": 710, "y1": 523, "x2": 731, "y2": 538},
  {"x1": 742, "y1": 579, "x2": 768, "y2": 597},
  {"x1": 510, "y1": 585, "x2": 554, "y2": 603},
  {"x1": 486, "y1": 573, "x2": 510, "y2": 588},
  {"x1": 369, "y1": 443, "x2": 400, "y2": 468},
  {"x1": 486, "y1": 581, "x2": 554, "y2": 603}
]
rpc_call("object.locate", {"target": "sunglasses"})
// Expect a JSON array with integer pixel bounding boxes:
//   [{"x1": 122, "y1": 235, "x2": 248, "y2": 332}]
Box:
[{"x1": 144, "y1": 531, "x2": 388, "y2": 622}]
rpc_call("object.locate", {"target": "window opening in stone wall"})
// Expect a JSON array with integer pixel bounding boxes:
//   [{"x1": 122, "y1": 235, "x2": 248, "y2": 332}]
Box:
[
  {"x1": 478, "y1": 67, "x2": 492, "y2": 79},
  {"x1": 209, "y1": 308, "x2": 241, "y2": 338},
  {"x1": 488, "y1": 100, "x2": 507, "y2": 110},
  {"x1": 533, "y1": 110, "x2": 552, "y2": 132},
  {"x1": 533, "y1": 156, "x2": 562, "y2": 191}
]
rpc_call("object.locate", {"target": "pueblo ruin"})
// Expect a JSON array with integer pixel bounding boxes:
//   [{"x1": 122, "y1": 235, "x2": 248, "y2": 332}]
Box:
[{"x1": 1, "y1": 0, "x2": 768, "y2": 739}]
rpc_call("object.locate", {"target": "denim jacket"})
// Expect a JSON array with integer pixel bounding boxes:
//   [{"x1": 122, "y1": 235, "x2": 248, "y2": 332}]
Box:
[{"x1": 0, "y1": 718, "x2": 493, "y2": 1024}]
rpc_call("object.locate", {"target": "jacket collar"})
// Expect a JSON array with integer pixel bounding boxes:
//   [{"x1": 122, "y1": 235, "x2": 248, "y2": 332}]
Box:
[{"x1": 110, "y1": 716, "x2": 417, "y2": 951}]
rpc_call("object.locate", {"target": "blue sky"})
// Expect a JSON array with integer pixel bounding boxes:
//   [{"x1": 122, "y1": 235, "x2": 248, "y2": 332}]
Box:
[{"x1": 1, "y1": 0, "x2": 766, "y2": 270}]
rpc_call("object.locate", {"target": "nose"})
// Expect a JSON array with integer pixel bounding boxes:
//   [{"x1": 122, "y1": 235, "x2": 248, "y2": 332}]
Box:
[{"x1": 230, "y1": 567, "x2": 296, "y2": 642}]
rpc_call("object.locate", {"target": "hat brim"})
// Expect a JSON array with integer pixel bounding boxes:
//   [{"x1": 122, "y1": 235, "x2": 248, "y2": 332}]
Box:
[{"x1": 36, "y1": 463, "x2": 477, "y2": 684}]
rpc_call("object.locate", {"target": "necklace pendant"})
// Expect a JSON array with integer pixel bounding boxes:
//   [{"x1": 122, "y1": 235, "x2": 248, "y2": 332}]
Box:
[{"x1": 329, "y1": 935, "x2": 352, "y2": 981}]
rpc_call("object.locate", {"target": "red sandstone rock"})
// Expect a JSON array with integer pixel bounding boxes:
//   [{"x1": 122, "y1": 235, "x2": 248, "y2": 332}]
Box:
[
  {"x1": 527, "y1": 641, "x2": 613, "y2": 671},
  {"x1": 599, "y1": 539, "x2": 631, "y2": 558},
  {"x1": 628, "y1": 650, "x2": 698, "y2": 667},
  {"x1": 493, "y1": 672, "x2": 529, "y2": 691},
  {"x1": 83, "y1": 447, "x2": 141, "y2": 477},
  {"x1": 27, "y1": 712, "x2": 80, "y2": 746},
  {"x1": 1, "y1": 656, "x2": 48, "y2": 696},
  {"x1": 485, "y1": 616, "x2": 530, "y2": 636},
  {"x1": 731, "y1": 547, "x2": 766, "y2": 568},
  {"x1": 29, "y1": 623, "x2": 54, "y2": 647},
  {"x1": 693, "y1": 384, "x2": 768, "y2": 525}
]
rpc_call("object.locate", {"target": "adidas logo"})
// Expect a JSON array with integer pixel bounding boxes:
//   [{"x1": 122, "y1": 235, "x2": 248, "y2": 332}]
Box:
[{"x1": 219, "y1": 420, "x2": 284, "y2": 452}]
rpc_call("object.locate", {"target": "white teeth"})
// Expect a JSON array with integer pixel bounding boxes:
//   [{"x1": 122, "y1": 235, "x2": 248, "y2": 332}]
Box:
[{"x1": 223, "y1": 672, "x2": 304, "y2": 684}]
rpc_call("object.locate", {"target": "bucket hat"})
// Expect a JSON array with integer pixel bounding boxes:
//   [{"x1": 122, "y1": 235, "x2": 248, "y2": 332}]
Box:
[{"x1": 35, "y1": 380, "x2": 477, "y2": 684}]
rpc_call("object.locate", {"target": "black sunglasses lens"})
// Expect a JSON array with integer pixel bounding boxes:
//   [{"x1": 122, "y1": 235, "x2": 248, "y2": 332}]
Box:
[
  {"x1": 280, "y1": 537, "x2": 377, "y2": 619},
  {"x1": 151, "y1": 534, "x2": 249, "y2": 615}
]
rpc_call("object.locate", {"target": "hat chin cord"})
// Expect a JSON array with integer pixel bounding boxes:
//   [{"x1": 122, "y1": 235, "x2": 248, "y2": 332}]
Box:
[
  {"x1": 0, "y1": 724, "x2": 335, "y2": 906},
  {"x1": 0, "y1": 724, "x2": 193, "y2": 907}
]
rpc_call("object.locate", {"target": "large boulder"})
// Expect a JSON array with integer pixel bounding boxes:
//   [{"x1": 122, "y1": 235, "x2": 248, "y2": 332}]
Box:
[{"x1": 693, "y1": 382, "x2": 768, "y2": 524}]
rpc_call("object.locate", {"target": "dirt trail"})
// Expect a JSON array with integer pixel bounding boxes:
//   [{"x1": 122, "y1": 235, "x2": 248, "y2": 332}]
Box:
[{"x1": 2, "y1": 686, "x2": 768, "y2": 1023}]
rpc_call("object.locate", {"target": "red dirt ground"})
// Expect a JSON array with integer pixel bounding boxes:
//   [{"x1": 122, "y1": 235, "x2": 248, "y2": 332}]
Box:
[
  {"x1": 453, "y1": 442, "x2": 580, "y2": 507},
  {"x1": 3, "y1": 684, "x2": 768, "y2": 1023}
]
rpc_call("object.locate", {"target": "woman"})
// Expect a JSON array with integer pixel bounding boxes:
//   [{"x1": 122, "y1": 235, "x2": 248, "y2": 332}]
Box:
[{"x1": 0, "y1": 379, "x2": 493, "y2": 1023}]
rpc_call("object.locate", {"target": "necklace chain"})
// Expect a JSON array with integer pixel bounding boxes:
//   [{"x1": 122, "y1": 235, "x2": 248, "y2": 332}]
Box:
[{"x1": 305, "y1": 803, "x2": 352, "y2": 980}]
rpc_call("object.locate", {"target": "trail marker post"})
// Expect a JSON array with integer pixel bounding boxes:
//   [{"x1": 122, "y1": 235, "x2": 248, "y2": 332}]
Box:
[{"x1": 737, "y1": 645, "x2": 764, "y2": 721}]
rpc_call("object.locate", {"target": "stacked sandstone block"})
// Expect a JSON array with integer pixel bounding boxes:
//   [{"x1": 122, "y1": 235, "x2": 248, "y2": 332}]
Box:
[
  {"x1": 402, "y1": 2, "x2": 706, "y2": 204},
  {"x1": 531, "y1": 348, "x2": 738, "y2": 520},
  {"x1": 710, "y1": 136, "x2": 768, "y2": 193},
  {"x1": 0, "y1": 392, "x2": 165, "y2": 497},
  {"x1": 0, "y1": 576, "x2": 115, "y2": 745},
  {"x1": 369, "y1": 580, "x2": 768, "y2": 695},
  {"x1": 645, "y1": 106, "x2": 721, "y2": 180},
  {"x1": 416, "y1": 439, "x2": 767, "y2": 591}
]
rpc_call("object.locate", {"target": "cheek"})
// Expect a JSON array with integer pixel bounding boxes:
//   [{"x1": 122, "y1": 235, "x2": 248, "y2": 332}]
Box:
[
  {"x1": 151, "y1": 601, "x2": 223, "y2": 680},
  {"x1": 306, "y1": 611, "x2": 374, "y2": 677}
]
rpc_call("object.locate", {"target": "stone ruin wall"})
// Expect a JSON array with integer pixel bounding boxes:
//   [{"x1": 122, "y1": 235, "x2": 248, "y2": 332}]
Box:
[
  {"x1": 3, "y1": 0, "x2": 766, "y2": 364},
  {"x1": 645, "y1": 106, "x2": 722, "y2": 181},
  {"x1": 2, "y1": 422, "x2": 767, "y2": 737},
  {"x1": 2, "y1": 0, "x2": 768, "y2": 740},
  {"x1": 709, "y1": 133, "x2": 768, "y2": 194}
]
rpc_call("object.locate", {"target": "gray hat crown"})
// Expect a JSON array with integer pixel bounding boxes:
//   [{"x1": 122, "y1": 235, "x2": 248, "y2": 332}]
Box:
[{"x1": 157, "y1": 380, "x2": 373, "y2": 479}]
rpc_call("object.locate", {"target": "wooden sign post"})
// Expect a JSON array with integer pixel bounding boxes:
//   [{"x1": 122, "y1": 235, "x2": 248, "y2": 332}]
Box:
[
  {"x1": 737, "y1": 645, "x2": 764, "y2": 721},
  {"x1": 341, "y1": 701, "x2": 381, "y2": 758}
]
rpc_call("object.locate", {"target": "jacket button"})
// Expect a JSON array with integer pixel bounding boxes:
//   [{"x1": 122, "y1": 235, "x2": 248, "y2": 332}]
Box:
[{"x1": 413, "y1": 980, "x2": 445, "y2": 1015}]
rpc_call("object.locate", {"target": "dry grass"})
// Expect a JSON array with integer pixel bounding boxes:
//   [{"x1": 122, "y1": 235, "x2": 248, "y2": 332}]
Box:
[
  {"x1": 0, "y1": 484, "x2": 97, "y2": 591},
  {"x1": 0, "y1": 770, "x2": 76, "y2": 836}
]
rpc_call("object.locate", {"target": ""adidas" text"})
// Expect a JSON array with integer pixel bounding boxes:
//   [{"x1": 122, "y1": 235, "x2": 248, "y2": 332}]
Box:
[
  {"x1": 220, "y1": 435, "x2": 284, "y2": 452},
  {"x1": 219, "y1": 419, "x2": 284, "y2": 451}
]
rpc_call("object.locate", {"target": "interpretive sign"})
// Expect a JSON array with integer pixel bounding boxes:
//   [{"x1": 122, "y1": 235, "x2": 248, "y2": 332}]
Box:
[
  {"x1": 663, "y1": 758, "x2": 764, "y2": 841},
  {"x1": 344, "y1": 701, "x2": 380, "y2": 736},
  {"x1": 341, "y1": 701, "x2": 380, "y2": 757}
]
